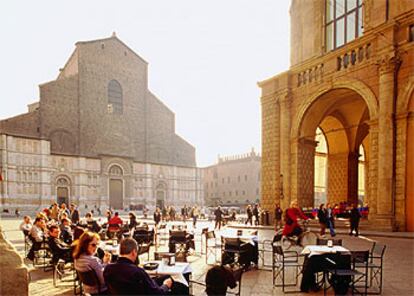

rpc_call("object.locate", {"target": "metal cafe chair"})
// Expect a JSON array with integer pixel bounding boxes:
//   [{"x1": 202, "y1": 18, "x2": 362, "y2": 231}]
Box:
[
  {"x1": 357, "y1": 242, "x2": 386, "y2": 294},
  {"x1": 323, "y1": 250, "x2": 369, "y2": 296},
  {"x1": 221, "y1": 237, "x2": 248, "y2": 267},
  {"x1": 169, "y1": 230, "x2": 189, "y2": 262},
  {"x1": 205, "y1": 231, "x2": 221, "y2": 264},
  {"x1": 272, "y1": 245, "x2": 302, "y2": 293}
]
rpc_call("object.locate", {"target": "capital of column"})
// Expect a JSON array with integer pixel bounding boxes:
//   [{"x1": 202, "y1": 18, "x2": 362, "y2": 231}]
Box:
[{"x1": 376, "y1": 54, "x2": 401, "y2": 75}]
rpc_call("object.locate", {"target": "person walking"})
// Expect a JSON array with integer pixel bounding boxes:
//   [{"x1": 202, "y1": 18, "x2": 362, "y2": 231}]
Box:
[
  {"x1": 192, "y1": 206, "x2": 199, "y2": 228},
  {"x1": 274, "y1": 203, "x2": 283, "y2": 231},
  {"x1": 214, "y1": 206, "x2": 224, "y2": 230},
  {"x1": 349, "y1": 203, "x2": 361, "y2": 236},
  {"x1": 326, "y1": 203, "x2": 336, "y2": 237},
  {"x1": 153, "y1": 207, "x2": 161, "y2": 226},
  {"x1": 253, "y1": 204, "x2": 260, "y2": 226},
  {"x1": 317, "y1": 204, "x2": 327, "y2": 237},
  {"x1": 245, "y1": 205, "x2": 253, "y2": 225}
]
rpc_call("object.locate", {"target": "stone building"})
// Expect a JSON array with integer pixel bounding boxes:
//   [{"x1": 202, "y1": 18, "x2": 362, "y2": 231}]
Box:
[
  {"x1": 203, "y1": 149, "x2": 261, "y2": 207},
  {"x1": 0, "y1": 34, "x2": 203, "y2": 211},
  {"x1": 259, "y1": 0, "x2": 414, "y2": 231}
]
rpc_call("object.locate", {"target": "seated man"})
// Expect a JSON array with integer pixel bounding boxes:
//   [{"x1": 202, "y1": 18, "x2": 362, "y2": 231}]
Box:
[
  {"x1": 48, "y1": 225, "x2": 73, "y2": 263},
  {"x1": 60, "y1": 218, "x2": 73, "y2": 244},
  {"x1": 20, "y1": 216, "x2": 33, "y2": 236},
  {"x1": 104, "y1": 238, "x2": 173, "y2": 295},
  {"x1": 27, "y1": 217, "x2": 47, "y2": 261}
]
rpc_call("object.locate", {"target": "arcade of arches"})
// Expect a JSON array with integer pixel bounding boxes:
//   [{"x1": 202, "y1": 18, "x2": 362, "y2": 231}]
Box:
[{"x1": 260, "y1": 73, "x2": 414, "y2": 232}]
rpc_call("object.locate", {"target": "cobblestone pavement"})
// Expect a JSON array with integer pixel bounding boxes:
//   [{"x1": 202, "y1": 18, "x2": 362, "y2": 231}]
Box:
[{"x1": 1, "y1": 217, "x2": 414, "y2": 295}]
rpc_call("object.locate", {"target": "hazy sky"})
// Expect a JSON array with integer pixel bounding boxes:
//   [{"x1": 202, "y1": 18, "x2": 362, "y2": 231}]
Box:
[{"x1": 0, "y1": 0, "x2": 291, "y2": 167}]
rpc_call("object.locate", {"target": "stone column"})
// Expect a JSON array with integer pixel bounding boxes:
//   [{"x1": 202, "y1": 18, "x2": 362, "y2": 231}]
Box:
[
  {"x1": 279, "y1": 93, "x2": 291, "y2": 210},
  {"x1": 347, "y1": 151, "x2": 360, "y2": 205},
  {"x1": 260, "y1": 94, "x2": 280, "y2": 221},
  {"x1": 296, "y1": 138, "x2": 317, "y2": 207},
  {"x1": 376, "y1": 56, "x2": 399, "y2": 229},
  {"x1": 366, "y1": 120, "x2": 378, "y2": 217}
]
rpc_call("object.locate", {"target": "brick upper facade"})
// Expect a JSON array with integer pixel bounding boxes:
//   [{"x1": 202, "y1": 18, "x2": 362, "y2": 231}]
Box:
[{"x1": 1, "y1": 35, "x2": 195, "y2": 167}]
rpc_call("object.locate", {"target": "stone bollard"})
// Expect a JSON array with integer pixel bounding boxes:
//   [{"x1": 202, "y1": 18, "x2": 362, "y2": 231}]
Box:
[{"x1": 0, "y1": 226, "x2": 29, "y2": 296}]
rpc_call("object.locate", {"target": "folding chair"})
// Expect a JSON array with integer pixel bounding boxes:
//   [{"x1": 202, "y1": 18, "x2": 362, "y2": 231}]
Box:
[
  {"x1": 258, "y1": 238, "x2": 273, "y2": 269},
  {"x1": 205, "y1": 231, "x2": 221, "y2": 264},
  {"x1": 272, "y1": 245, "x2": 302, "y2": 292},
  {"x1": 222, "y1": 237, "x2": 248, "y2": 267},
  {"x1": 358, "y1": 242, "x2": 386, "y2": 294},
  {"x1": 323, "y1": 251, "x2": 369, "y2": 296}
]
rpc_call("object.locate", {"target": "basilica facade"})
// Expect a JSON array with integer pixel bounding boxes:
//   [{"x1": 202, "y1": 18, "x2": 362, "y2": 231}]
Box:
[
  {"x1": 0, "y1": 35, "x2": 203, "y2": 211},
  {"x1": 259, "y1": 1, "x2": 414, "y2": 231}
]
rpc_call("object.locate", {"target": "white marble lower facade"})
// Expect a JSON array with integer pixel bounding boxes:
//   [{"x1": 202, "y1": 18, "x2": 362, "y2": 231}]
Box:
[{"x1": 0, "y1": 134, "x2": 204, "y2": 211}]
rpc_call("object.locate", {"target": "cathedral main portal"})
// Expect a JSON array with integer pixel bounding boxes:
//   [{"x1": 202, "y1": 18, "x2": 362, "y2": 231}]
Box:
[{"x1": 109, "y1": 179, "x2": 123, "y2": 210}]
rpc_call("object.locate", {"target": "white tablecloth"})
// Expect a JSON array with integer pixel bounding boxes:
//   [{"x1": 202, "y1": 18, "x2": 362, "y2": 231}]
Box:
[
  {"x1": 301, "y1": 245, "x2": 350, "y2": 257},
  {"x1": 220, "y1": 229, "x2": 258, "y2": 245},
  {"x1": 145, "y1": 261, "x2": 192, "y2": 286}
]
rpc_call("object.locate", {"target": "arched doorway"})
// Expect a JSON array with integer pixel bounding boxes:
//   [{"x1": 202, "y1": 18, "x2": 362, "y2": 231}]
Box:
[
  {"x1": 296, "y1": 88, "x2": 371, "y2": 207},
  {"x1": 108, "y1": 165, "x2": 124, "y2": 209},
  {"x1": 156, "y1": 182, "x2": 166, "y2": 209},
  {"x1": 56, "y1": 176, "x2": 70, "y2": 205}
]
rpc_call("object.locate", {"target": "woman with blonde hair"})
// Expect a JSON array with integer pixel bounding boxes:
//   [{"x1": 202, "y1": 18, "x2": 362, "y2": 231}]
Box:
[
  {"x1": 73, "y1": 231, "x2": 111, "y2": 295},
  {"x1": 282, "y1": 200, "x2": 308, "y2": 245}
]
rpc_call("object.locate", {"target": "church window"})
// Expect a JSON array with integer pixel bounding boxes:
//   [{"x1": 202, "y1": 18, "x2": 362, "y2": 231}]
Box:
[
  {"x1": 325, "y1": 0, "x2": 363, "y2": 51},
  {"x1": 108, "y1": 80, "x2": 123, "y2": 114}
]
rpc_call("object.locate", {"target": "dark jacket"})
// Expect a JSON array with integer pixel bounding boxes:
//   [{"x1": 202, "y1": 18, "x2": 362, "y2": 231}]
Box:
[
  {"x1": 317, "y1": 209, "x2": 327, "y2": 224},
  {"x1": 214, "y1": 208, "x2": 223, "y2": 221},
  {"x1": 103, "y1": 257, "x2": 169, "y2": 295},
  {"x1": 349, "y1": 208, "x2": 361, "y2": 222},
  {"x1": 71, "y1": 209, "x2": 80, "y2": 224},
  {"x1": 48, "y1": 237, "x2": 72, "y2": 262}
]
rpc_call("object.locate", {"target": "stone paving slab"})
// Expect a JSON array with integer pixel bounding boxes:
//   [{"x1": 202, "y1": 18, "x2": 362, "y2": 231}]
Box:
[{"x1": 1, "y1": 217, "x2": 414, "y2": 295}]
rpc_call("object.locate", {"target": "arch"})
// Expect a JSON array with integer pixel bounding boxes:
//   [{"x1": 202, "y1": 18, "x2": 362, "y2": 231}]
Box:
[
  {"x1": 108, "y1": 163, "x2": 124, "y2": 210},
  {"x1": 55, "y1": 175, "x2": 71, "y2": 205},
  {"x1": 291, "y1": 78, "x2": 378, "y2": 139},
  {"x1": 397, "y1": 75, "x2": 414, "y2": 113},
  {"x1": 108, "y1": 79, "x2": 123, "y2": 114},
  {"x1": 109, "y1": 164, "x2": 124, "y2": 176}
]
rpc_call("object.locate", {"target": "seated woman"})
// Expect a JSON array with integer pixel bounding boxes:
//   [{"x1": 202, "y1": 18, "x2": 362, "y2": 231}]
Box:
[{"x1": 73, "y1": 231, "x2": 111, "y2": 295}]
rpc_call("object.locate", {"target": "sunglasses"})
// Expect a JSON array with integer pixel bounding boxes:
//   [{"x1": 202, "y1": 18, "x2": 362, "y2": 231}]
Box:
[{"x1": 89, "y1": 243, "x2": 98, "y2": 247}]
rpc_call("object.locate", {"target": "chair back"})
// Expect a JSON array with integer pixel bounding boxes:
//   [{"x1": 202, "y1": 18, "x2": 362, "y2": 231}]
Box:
[
  {"x1": 351, "y1": 250, "x2": 369, "y2": 266},
  {"x1": 170, "y1": 230, "x2": 187, "y2": 243},
  {"x1": 316, "y1": 238, "x2": 342, "y2": 246},
  {"x1": 154, "y1": 251, "x2": 174, "y2": 261},
  {"x1": 272, "y1": 245, "x2": 284, "y2": 256},
  {"x1": 77, "y1": 269, "x2": 101, "y2": 293},
  {"x1": 372, "y1": 243, "x2": 386, "y2": 257},
  {"x1": 206, "y1": 231, "x2": 216, "y2": 240},
  {"x1": 224, "y1": 237, "x2": 241, "y2": 252}
]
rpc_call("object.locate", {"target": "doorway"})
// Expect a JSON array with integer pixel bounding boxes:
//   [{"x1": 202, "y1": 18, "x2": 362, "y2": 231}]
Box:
[{"x1": 109, "y1": 179, "x2": 123, "y2": 209}]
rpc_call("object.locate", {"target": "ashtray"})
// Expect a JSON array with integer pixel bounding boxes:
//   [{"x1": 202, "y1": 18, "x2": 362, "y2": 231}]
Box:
[{"x1": 143, "y1": 262, "x2": 159, "y2": 270}]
